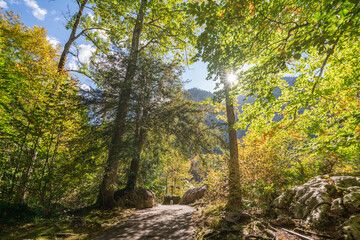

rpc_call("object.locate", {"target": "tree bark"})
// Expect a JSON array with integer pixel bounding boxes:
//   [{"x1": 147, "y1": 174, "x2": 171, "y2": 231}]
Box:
[
  {"x1": 57, "y1": 0, "x2": 88, "y2": 72},
  {"x1": 126, "y1": 126, "x2": 146, "y2": 191},
  {"x1": 98, "y1": 0, "x2": 147, "y2": 208},
  {"x1": 225, "y1": 82, "x2": 243, "y2": 211}
]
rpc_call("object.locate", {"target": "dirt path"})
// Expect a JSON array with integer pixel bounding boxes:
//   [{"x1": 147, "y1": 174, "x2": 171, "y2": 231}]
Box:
[{"x1": 93, "y1": 205, "x2": 196, "y2": 240}]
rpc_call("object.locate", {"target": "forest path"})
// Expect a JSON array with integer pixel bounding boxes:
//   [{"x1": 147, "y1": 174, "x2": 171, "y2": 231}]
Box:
[{"x1": 93, "y1": 204, "x2": 196, "y2": 240}]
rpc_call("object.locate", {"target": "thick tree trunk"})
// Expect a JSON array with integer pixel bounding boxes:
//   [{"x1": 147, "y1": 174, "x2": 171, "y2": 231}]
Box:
[
  {"x1": 225, "y1": 82, "x2": 243, "y2": 211},
  {"x1": 98, "y1": 0, "x2": 147, "y2": 208},
  {"x1": 126, "y1": 126, "x2": 146, "y2": 191},
  {"x1": 57, "y1": 0, "x2": 88, "y2": 72}
]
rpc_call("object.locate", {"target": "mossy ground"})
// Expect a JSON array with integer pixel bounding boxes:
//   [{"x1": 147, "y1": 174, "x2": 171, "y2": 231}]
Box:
[{"x1": 0, "y1": 207, "x2": 135, "y2": 240}]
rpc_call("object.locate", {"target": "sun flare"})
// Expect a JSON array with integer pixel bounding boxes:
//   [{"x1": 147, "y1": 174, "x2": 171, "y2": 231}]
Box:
[{"x1": 227, "y1": 73, "x2": 237, "y2": 85}]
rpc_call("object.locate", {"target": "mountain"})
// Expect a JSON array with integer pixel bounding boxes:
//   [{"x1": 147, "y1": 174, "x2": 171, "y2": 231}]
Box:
[
  {"x1": 186, "y1": 76, "x2": 298, "y2": 139},
  {"x1": 186, "y1": 88, "x2": 213, "y2": 102}
]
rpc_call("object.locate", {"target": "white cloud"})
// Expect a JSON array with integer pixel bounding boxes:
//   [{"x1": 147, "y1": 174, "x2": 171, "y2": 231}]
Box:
[
  {"x1": 68, "y1": 59, "x2": 78, "y2": 70},
  {"x1": 47, "y1": 35, "x2": 60, "y2": 47},
  {"x1": 0, "y1": 0, "x2": 8, "y2": 9},
  {"x1": 86, "y1": 12, "x2": 94, "y2": 21},
  {"x1": 10, "y1": 0, "x2": 20, "y2": 4},
  {"x1": 79, "y1": 84, "x2": 91, "y2": 91},
  {"x1": 68, "y1": 44, "x2": 95, "y2": 70},
  {"x1": 92, "y1": 29, "x2": 108, "y2": 41},
  {"x1": 24, "y1": 0, "x2": 47, "y2": 20},
  {"x1": 78, "y1": 44, "x2": 95, "y2": 63}
]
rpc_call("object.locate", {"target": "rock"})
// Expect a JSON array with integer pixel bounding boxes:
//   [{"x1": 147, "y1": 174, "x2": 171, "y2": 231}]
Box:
[
  {"x1": 305, "y1": 203, "x2": 332, "y2": 229},
  {"x1": 331, "y1": 198, "x2": 346, "y2": 216},
  {"x1": 273, "y1": 208, "x2": 290, "y2": 217},
  {"x1": 348, "y1": 186, "x2": 360, "y2": 193},
  {"x1": 271, "y1": 216, "x2": 296, "y2": 227},
  {"x1": 271, "y1": 189, "x2": 295, "y2": 209},
  {"x1": 342, "y1": 214, "x2": 360, "y2": 240},
  {"x1": 224, "y1": 211, "x2": 251, "y2": 224},
  {"x1": 290, "y1": 202, "x2": 309, "y2": 219},
  {"x1": 163, "y1": 195, "x2": 181, "y2": 205},
  {"x1": 293, "y1": 186, "x2": 309, "y2": 200},
  {"x1": 330, "y1": 176, "x2": 360, "y2": 188},
  {"x1": 304, "y1": 176, "x2": 329, "y2": 188},
  {"x1": 343, "y1": 191, "x2": 360, "y2": 213},
  {"x1": 304, "y1": 191, "x2": 331, "y2": 210},
  {"x1": 180, "y1": 185, "x2": 207, "y2": 205},
  {"x1": 115, "y1": 188, "x2": 155, "y2": 209},
  {"x1": 271, "y1": 174, "x2": 360, "y2": 238}
]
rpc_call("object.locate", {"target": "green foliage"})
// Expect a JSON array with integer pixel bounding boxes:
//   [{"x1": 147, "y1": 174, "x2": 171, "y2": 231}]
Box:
[
  {"x1": 92, "y1": 0, "x2": 197, "y2": 62},
  {"x1": 83, "y1": 45, "x2": 221, "y2": 199},
  {"x1": 0, "y1": 12, "x2": 98, "y2": 213},
  {"x1": 189, "y1": 0, "x2": 360, "y2": 208},
  {"x1": 0, "y1": 202, "x2": 40, "y2": 224}
]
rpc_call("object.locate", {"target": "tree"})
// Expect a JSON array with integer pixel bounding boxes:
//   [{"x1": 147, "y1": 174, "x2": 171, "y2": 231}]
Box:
[
  {"x1": 95, "y1": 0, "x2": 148, "y2": 208},
  {"x1": 224, "y1": 77, "x2": 242, "y2": 211},
  {"x1": 189, "y1": 0, "x2": 360, "y2": 207},
  {"x1": 58, "y1": 0, "x2": 89, "y2": 72},
  {"x1": 0, "y1": 12, "x2": 89, "y2": 213},
  {"x1": 83, "y1": 46, "x2": 220, "y2": 202},
  {"x1": 86, "y1": 0, "x2": 198, "y2": 208}
]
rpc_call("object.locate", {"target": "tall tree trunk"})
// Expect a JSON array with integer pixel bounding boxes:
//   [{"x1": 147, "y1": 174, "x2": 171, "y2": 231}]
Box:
[
  {"x1": 126, "y1": 126, "x2": 147, "y2": 191},
  {"x1": 225, "y1": 81, "x2": 243, "y2": 211},
  {"x1": 98, "y1": 0, "x2": 147, "y2": 208},
  {"x1": 58, "y1": 0, "x2": 88, "y2": 72}
]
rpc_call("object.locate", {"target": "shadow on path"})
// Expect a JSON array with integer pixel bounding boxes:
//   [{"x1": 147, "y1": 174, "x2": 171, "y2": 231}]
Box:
[{"x1": 93, "y1": 205, "x2": 195, "y2": 240}]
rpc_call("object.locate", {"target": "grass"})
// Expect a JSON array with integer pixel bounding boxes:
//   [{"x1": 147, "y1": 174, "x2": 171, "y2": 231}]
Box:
[{"x1": 0, "y1": 207, "x2": 135, "y2": 240}]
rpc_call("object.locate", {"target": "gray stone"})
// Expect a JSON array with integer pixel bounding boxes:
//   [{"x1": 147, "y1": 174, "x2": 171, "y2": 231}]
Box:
[
  {"x1": 272, "y1": 188, "x2": 295, "y2": 209},
  {"x1": 297, "y1": 188, "x2": 317, "y2": 204},
  {"x1": 306, "y1": 203, "x2": 332, "y2": 229},
  {"x1": 180, "y1": 185, "x2": 207, "y2": 205},
  {"x1": 344, "y1": 191, "x2": 360, "y2": 213},
  {"x1": 343, "y1": 214, "x2": 360, "y2": 240},
  {"x1": 331, "y1": 198, "x2": 346, "y2": 216},
  {"x1": 347, "y1": 186, "x2": 360, "y2": 193},
  {"x1": 293, "y1": 186, "x2": 309, "y2": 201},
  {"x1": 304, "y1": 177, "x2": 329, "y2": 188},
  {"x1": 271, "y1": 175, "x2": 360, "y2": 237},
  {"x1": 274, "y1": 208, "x2": 290, "y2": 217},
  {"x1": 116, "y1": 188, "x2": 155, "y2": 209},
  {"x1": 224, "y1": 211, "x2": 251, "y2": 224},
  {"x1": 271, "y1": 216, "x2": 296, "y2": 227},
  {"x1": 330, "y1": 176, "x2": 360, "y2": 188},
  {"x1": 304, "y1": 191, "x2": 331, "y2": 210},
  {"x1": 290, "y1": 202, "x2": 309, "y2": 219}
]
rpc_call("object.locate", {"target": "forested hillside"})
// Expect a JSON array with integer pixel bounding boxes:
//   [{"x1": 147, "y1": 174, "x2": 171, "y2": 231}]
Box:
[{"x1": 1, "y1": 0, "x2": 359, "y2": 239}]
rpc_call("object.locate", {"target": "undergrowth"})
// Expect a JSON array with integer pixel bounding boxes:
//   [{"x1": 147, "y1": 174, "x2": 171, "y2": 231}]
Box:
[{"x1": 0, "y1": 205, "x2": 135, "y2": 240}]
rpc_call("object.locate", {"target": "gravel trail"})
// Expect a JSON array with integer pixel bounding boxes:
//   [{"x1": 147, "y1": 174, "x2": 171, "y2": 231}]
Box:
[{"x1": 93, "y1": 205, "x2": 195, "y2": 240}]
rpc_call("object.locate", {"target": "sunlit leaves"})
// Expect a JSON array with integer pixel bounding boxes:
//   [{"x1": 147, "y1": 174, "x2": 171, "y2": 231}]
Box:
[{"x1": 0, "y1": 12, "x2": 90, "y2": 209}]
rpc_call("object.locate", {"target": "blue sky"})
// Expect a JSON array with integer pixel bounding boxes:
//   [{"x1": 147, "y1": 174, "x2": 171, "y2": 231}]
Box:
[{"x1": 1, "y1": 0, "x2": 216, "y2": 92}]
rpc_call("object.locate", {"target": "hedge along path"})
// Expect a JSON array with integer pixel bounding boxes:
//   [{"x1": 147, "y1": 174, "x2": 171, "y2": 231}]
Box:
[{"x1": 93, "y1": 205, "x2": 195, "y2": 240}]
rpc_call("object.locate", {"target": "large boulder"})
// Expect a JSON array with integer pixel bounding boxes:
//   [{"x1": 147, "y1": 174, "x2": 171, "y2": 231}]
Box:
[
  {"x1": 343, "y1": 214, "x2": 360, "y2": 240},
  {"x1": 180, "y1": 185, "x2": 207, "y2": 205},
  {"x1": 115, "y1": 188, "x2": 155, "y2": 209},
  {"x1": 271, "y1": 175, "x2": 360, "y2": 239}
]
